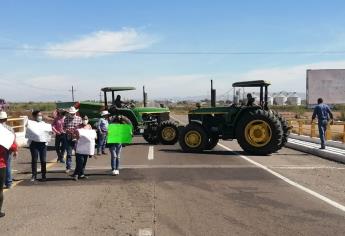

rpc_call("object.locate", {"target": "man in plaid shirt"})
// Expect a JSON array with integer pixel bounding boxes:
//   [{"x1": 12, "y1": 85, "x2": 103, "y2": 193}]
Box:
[{"x1": 63, "y1": 107, "x2": 82, "y2": 173}]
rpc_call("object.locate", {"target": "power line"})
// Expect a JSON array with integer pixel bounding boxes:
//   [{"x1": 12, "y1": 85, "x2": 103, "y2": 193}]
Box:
[{"x1": 2, "y1": 46, "x2": 345, "y2": 55}]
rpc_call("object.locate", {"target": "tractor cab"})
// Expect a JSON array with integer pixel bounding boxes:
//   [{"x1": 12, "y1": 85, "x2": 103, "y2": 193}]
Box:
[
  {"x1": 101, "y1": 87, "x2": 136, "y2": 109},
  {"x1": 232, "y1": 80, "x2": 271, "y2": 110}
]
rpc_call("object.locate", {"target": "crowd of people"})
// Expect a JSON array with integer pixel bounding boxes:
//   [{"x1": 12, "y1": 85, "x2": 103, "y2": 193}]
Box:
[
  {"x1": 0, "y1": 106, "x2": 131, "y2": 218},
  {"x1": 47, "y1": 106, "x2": 127, "y2": 179}
]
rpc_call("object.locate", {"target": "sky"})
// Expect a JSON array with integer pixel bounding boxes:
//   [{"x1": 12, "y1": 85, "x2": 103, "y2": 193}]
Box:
[{"x1": 1, "y1": 0, "x2": 345, "y2": 102}]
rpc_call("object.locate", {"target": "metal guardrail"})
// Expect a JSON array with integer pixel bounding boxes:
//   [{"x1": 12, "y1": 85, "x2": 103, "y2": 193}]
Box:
[{"x1": 287, "y1": 119, "x2": 345, "y2": 143}]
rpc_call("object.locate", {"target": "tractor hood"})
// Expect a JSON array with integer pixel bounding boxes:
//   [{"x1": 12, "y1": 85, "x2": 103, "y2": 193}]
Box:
[
  {"x1": 189, "y1": 106, "x2": 233, "y2": 115},
  {"x1": 133, "y1": 107, "x2": 169, "y2": 114}
]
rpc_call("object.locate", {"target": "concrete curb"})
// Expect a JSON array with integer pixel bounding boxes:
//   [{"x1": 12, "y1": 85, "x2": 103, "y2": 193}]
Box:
[
  {"x1": 289, "y1": 134, "x2": 345, "y2": 150},
  {"x1": 286, "y1": 138, "x2": 345, "y2": 164}
]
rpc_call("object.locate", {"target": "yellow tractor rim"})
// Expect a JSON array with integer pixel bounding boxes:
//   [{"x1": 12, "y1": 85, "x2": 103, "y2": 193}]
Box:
[
  {"x1": 185, "y1": 130, "x2": 202, "y2": 148},
  {"x1": 162, "y1": 127, "x2": 176, "y2": 141},
  {"x1": 244, "y1": 120, "x2": 272, "y2": 147}
]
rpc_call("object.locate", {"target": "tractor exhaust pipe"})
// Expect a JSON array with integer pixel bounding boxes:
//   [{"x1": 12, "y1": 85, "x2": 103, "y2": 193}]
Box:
[
  {"x1": 211, "y1": 80, "x2": 216, "y2": 107},
  {"x1": 143, "y1": 86, "x2": 148, "y2": 107}
]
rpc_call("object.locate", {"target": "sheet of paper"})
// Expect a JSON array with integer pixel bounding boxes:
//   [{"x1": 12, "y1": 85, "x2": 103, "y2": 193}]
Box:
[
  {"x1": 0, "y1": 124, "x2": 15, "y2": 150},
  {"x1": 25, "y1": 120, "x2": 52, "y2": 143},
  {"x1": 76, "y1": 129, "x2": 97, "y2": 155},
  {"x1": 107, "y1": 124, "x2": 133, "y2": 144}
]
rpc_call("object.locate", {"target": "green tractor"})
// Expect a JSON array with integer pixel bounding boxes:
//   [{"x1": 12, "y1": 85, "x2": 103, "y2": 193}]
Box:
[
  {"x1": 178, "y1": 80, "x2": 290, "y2": 155},
  {"x1": 57, "y1": 87, "x2": 179, "y2": 145}
]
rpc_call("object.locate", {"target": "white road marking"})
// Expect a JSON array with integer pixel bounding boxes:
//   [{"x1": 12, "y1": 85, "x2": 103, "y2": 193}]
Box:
[
  {"x1": 271, "y1": 166, "x2": 345, "y2": 170},
  {"x1": 217, "y1": 143, "x2": 345, "y2": 213},
  {"x1": 148, "y1": 146, "x2": 154, "y2": 160}
]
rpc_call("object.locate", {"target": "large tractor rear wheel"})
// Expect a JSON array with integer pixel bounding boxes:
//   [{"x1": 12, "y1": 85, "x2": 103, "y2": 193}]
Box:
[
  {"x1": 236, "y1": 110, "x2": 283, "y2": 155},
  {"x1": 179, "y1": 124, "x2": 208, "y2": 152},
  {"x1": 143, "y1": 133, "x2": 159, "y2": 144},
  {"x1": 276, "y1": 113, "x2": 290, "y2": 149},
  {"x1": 143, "y1": 126, "x2": 159, "y2": 144},
  {"x1": 158, "y1": 120, "x2": 179, "y2": 145}
]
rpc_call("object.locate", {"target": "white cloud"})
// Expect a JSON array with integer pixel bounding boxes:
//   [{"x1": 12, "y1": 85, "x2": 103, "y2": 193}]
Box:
[{"x1": 46, "y1": 28, "x2": 156, "y2": 58}]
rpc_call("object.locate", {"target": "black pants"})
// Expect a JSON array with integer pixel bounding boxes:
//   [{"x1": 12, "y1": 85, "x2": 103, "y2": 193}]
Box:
[
  {"x1": 73, "y1": 154, "x2": 88, "y2": 177},
  {"x1": 55, "y1": 134, "x2": 66, "y2": 161},
  {"x1": 29, "y1": 141, "x2": 47, "y2": 178},
  {"x1": 0, "y1": 167, "x2": 6, "y2": 212}
]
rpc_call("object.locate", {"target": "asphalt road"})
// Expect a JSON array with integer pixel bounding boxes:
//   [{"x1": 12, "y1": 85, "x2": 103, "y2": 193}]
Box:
[{"x1": 0, "y1": 115, "x2": 344, "y2": 236}]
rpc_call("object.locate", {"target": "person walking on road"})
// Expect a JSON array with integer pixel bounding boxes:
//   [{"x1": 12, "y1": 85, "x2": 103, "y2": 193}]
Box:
[
  {"x1": 26, "y1": 110, "x2": 52, "y2": 182},
  {"x1": 73, "y1": 116, "x2": 96, "y2": 181},
  {"x1": 108, "y1": 115, "x2": 132, "y2": 176},
  {"x1": 63, "y1": 107, "x2": 82, "y2": 173},
  {"x1": 0, "y1": 126, "x2": 17, "y2": 218},
  {"x1": 312, "y1": 98, "x2": 334, "y2": 149},
  {"x1": 52, "y1": 109, "x2": 66, "y2": 163},
  {"x1": 0, "y1": 111, "x2": 17, "y2": 189},
  {"x1": 97, "y1": 110, "x2": 110, "y2": 155}
]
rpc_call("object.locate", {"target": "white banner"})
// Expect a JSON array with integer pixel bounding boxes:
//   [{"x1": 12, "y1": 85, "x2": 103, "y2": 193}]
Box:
[
  {"x1": 0, "y1": 124, "x2": 15, "y2": 150},
  {"x1": 76, "y1": 129, "x2": 97, "y2": 155},
  {"x1": 25, "y1": 120, "x2": 53, "y2": 143}
]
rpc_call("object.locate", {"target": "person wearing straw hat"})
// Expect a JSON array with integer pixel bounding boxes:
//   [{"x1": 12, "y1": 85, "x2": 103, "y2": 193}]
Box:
[
  {"x1": 96, "y1": 110, "x2": 110, "y2": 155},
  {"x1": 63, "y1": 106, "x2": 82, "y2": 173},
  {"x1": 0, "y1": 111, "x2": 18, "y2": 189}
]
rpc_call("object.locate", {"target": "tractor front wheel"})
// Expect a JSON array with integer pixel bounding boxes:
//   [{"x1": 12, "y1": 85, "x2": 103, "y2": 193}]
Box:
[
  {"x1": 158, "y1": 120, "x2": 179, "y2": 145},
  {"x1": 179, "y1": 124, "x2": 208, "y2": 152},
  {"x1": 205, "y1": 134, "x2": 219, "y2": 150}
]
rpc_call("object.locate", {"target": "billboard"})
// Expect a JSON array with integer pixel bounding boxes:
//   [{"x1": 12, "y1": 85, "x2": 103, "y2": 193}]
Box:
[{"x1": 307, "y1": 69, "x2": 345, "y2": 106}]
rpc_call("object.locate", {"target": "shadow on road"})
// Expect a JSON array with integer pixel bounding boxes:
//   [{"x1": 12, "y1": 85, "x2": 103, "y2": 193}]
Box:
[{"x1": 159, "y1": 148, "x2": 264, "y2": 157}]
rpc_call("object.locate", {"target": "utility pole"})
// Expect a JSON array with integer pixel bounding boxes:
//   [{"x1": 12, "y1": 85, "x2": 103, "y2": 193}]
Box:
[
  {"x1": 143, "y1": 86, "x2": 148, "y2": 107},
  {"x1": 211, "y1": 79, "x2": 216, "y2": 107},
  {"x1": 99, "y1": 92, "x2": 102, "y2": 103},
  {"x1": 69, "y1": 86, "x2": 76, "y2": 102}
]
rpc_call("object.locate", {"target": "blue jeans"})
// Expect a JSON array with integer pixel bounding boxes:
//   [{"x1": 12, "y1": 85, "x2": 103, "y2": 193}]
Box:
[
  {"x1": 318, "y1": 120, "x2": 328, "y2": 148},
  {"x1": 97, "y1": 132, "x2": 107, "y2": 154},
  {"x1": 109, "y1": 144, "x2": 122, "y2": 170},
  {"x1": 5, "y1": 153, "x2": 12, "y2": 187},
  {"x1": 55, "y1": 134, "x2": 66, "y2": 161},
  {"x1": 73, "y1": 154, "x2": 88, "y2": 177},
  {"x1": 65, "y1": 136, "x2": 76, "y2": 170}
]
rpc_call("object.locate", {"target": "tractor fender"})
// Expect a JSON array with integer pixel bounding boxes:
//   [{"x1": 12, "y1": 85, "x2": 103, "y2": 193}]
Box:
[
  {"x1": 232, "y1": 107, "x2": 259, "y2": 128},
  {"x1": 189, "y1": 120, "x2": 203, "y2": 127}
]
